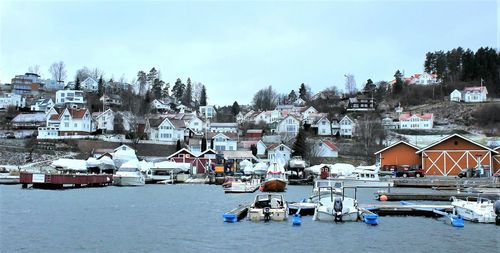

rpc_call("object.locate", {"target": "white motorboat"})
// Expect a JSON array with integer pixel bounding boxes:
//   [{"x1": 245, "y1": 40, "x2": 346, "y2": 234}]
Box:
[
  {"x1": 332, "y1": 168, "x2": 393, "y2": 188},
  {"x1": 248, "y1": 194, "x2": 288, "y2": 221},
  {"x1": 114, "y1": 167, "x2": 145, "y2": 186},
  {"x1": 223, "y1": 177, "x2": 261, "y2": 193},
  {"x1": 451, "y1": 197, "x2": 496, "y2": 223},
  {"x1": 313, "y1": 186, "x2": 361, "y2": 222}
]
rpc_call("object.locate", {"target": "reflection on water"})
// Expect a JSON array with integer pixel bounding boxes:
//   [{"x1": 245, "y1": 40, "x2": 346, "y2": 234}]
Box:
[{"x1": 0, "y1": 185, "x2": 498, "y2": 253}]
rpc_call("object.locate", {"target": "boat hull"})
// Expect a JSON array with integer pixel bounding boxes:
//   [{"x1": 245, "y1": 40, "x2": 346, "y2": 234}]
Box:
[
  {"x1": 313, "y1": 207, "x2": 360, "y2": 222},
  {"x1": 114, "y1": 175, "x2": 145, "y2": 186},
  {"x1": 335, "y1": 179, "x2": 393, "y2": 188},
  {"x1": 248, "y1": 208, "x2": 288, "y2": 221},
  {"x1": 452, "y1": 202, "x2": 496, "y2": 223},
  {"x1": 261, "y1": 179, "x2": 287, "y2": 192}
]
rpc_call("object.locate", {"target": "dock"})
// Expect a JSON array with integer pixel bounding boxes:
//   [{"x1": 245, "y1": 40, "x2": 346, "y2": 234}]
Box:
[
  {"x1": 20, "y1": 172, "x2": 113, "y2": 189},
  {"x1": 393, "y1": 177, "x2": 500, "y2": 188},
  {"x1": 363, "y1": 204, "x2": 454, "y2": 217},
  {"x1": 377, "y1": 191, "x2": 500, "y2": 201},
  {"x1": 223, "y1": 204, "x2": 250, "y2": 222}
]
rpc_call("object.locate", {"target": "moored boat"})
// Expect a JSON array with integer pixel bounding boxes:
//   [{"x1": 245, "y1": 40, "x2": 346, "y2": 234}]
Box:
[
  {"x1": 313, "y1": 186, "x2": 361, "y2": 222},
  {"x1": 223, "y1": 177, "x2": 260, "y2": 193},
  {"x1": 114, "y1": 166, "x2": 145, "y2": 186},
  {"x1": 261, "y1": 163, "x2": 287, "y2": 192},
  {"x1": 248, "y1": 194, "x2": 288, "y2": 221},
  {"x1": 451, "y1": 196, "x2": 496, "y2": 223}
]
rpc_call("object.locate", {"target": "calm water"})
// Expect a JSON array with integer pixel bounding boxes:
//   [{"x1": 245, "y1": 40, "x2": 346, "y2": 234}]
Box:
[{"x1": 0, "y1": 184, "x2": 498, "y2": 253}]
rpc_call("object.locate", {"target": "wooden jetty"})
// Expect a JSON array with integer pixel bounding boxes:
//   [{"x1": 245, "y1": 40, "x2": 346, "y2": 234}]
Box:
[
  {"x1": 362, "y1": 204, "x2": 454, "y2": 217},
  {"x1": 393, "y1": 177, "x2": 500, "y2": 188},
  {"x1": 377, "y1": 191, "x2": 500, "y2": 201},
  {"x1": 223, "y1": 204, "x2": 250, "y2": 222},
  {"x1": 20, "y1": 172, "x2": 113, "y2": 189}
]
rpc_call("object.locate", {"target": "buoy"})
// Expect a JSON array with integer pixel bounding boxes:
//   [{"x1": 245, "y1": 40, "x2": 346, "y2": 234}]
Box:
[{"x1": 380, "y1": 195, "x2": 388, "y2": 201}]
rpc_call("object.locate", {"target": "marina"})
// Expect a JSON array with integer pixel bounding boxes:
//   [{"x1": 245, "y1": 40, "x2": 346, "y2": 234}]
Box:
[{"x1": 376, "y1": 191, "x2": 500, "y2": 201}]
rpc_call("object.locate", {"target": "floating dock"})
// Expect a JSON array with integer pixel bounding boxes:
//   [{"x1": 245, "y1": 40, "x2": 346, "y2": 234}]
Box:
[
  {"x1": 377, "y1": 191, "x2": 500, "y2": 201},
  {"x1": 20, "y1": 172, "x2": 113, "y2": 189},
  {"x1": 363, "y1": 204, "x2": 454, "y2": 217},
  {"x1": 223, "y1": 204, "x2": 250, "y2": 222},
  {"x1": 393, "y1": 177, "x2": 500, "y2": 188}
]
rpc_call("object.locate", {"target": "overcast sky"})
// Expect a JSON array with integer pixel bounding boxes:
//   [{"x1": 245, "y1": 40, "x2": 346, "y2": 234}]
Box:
[{"x1": 0, "y1": 0, "x2": 498, "y2": 105}]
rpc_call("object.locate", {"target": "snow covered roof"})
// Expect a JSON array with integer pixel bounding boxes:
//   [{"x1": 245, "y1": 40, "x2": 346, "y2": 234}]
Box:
[
  {"x1": 12, "y1": 113, "x2": 46, "y2": 123},
  {"x1": 399, "y1": 113, "x2": 433, "y2": 120},
  {"x1": 51, "y1": 159, "x2": 87, "y2": 171}
]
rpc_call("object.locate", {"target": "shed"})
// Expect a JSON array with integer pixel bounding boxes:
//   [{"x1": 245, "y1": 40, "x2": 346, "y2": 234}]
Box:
[
  {"x1": 416, "y1": 134, "x2": 498, "y2": 176},
  {"x1": 374, "y1": 141, "x2": 420, "y2": 168}
]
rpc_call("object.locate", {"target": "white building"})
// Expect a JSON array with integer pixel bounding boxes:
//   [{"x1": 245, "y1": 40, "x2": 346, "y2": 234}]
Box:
[
  {"x1": 186, "y1": 115, "x2": 205, "y2": 133},
  {"x1": 339, "y1": 115, "x2": 355, "y2": 137},
  {"x1": 30, "y1": 98, "x2": 54, "y2": 112},
  {"x1": 301, "y1": 106, "x2": 318, "y2": 121},
  {"x1": 450, "y1": 89, "x2": 462, "y2": 102},
  {"x1": 276, "y1": 115, "x2": 301, "y2": 138},
  {"x1": 56, "y1": 90, "x2": 85, "y2": 105},
  {"x1": 38, "y1": 108, "x2": 94, "y2": 138},
  {"x1": 409, "y1": 72, "x2": 440, "y2": 85},
  {"x1": 199, "y1": 105, "x2": 216, "y2": 119},
  {"x1": 152, "y1": 99, "x2": 171, "y2": 111},
  {"x1": 462, "y1": 86, "x2": 488, "y2": 103},
  {"x1": 315, "y1": 116, "x2": 332, "y2": 136},
  {"x1": 0, "y1": 93, "x2": 26, "y2": 109},
  {"x1": 146, "y1": 117, "x2": 185, "y2": 143},
  {"x1": 93, "y1": 109, "x2": 114, "y2": 133},
  {"x1": 314, "y1": 140, "x2": 339, "y2": 158},
  {"x1": 254, "y1": 110, "x2": 281, "y2": 124},
  {"x1": 209, "y1": 122, "x2": 238, "y2": 133},
  {"x1": 212, "y1": 133, "x2": 238, "y2": 151},
  {"x1": 81, "y1": 77, "x2": 99, "y2": 92},
  {"x1": 256, "y1": 140, "x2": 267, "y2": 156},
  {"x1": 399, "y1": 113, "x2": 434, "y2": 129},
  {"x1": 382, "y1": 117, "x2": 399, "y2": 130},
  {"x1": 267, "y1": 143, "x2": 292, "y2": 164}
]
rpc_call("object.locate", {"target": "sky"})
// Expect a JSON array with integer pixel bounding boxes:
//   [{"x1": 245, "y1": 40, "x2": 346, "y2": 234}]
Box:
[{"x1": 0, "y1": 0, "x2": 498, "y2": 105}]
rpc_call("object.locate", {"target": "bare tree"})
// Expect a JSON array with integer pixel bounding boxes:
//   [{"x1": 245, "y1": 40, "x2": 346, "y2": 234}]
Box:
[
  {"x1": 90, "y1": 68, "x2": 104, "y2": 80},
  {"x1": 344, "y1": 74, "x2": 357, "y2": 94},
  {"x1": 356, "y1": 115, "x2": 385, "y2": 156},
  {"x1": 49, "y1": 61, "x2": 67, "y2": 82},
  {"x1": 28, "y1": 65, "x2": 41, "y2": 76}
]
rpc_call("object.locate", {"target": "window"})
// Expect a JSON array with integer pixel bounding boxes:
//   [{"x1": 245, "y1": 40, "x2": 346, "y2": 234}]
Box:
[
  {"x1": 279, "y1": 146, "x2": 284, "y2": 151},
  {"x1": 65, "y1": 123, "x2": 69, "y2": 127},
  {"x1": 74, "y1": 123, "x2": 77, "y2": 127}
]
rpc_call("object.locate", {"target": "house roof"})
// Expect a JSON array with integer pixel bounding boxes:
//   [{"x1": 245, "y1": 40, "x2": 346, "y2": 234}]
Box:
[
  {"x1": 415, "y1": 134, "x2": 498, "y2": 154},
  {"x1": 148, "y1": 118, "x2": 165, "y2": 128},
  {"x1": 463, "y1": 86, "x2": 487, "y2": 92},
  {"x1": 210, "y1": 122, "x2": 238, "y2": 127},
  {"x1": 67, "y1": 108, "x2": 88, "y2": 119},
  {"x1": 200, "y1": 149, "x2": 217, "y2": 156},
  {"x1": 166, "y1": 148, "x2": 197, "y2": 159},
  {"x1": 374, "y1": 141, "x2": 419, "y2": 155},
  {"x1": 12, "y1": 113, "x2": 46, "y2": 123},
  {"x1": 247, "y1": 129, "x2": 263, "y2": 134},
  {"x1": 322, "y1": 140, "x2": 339, "y2": 151},
  {"x1": 399, "y1": 113, "x2": 433, "y2": 121},
  {"x1": 220, "y1": 150, "x2": 258, "y2": 160},
  {"x1": 267, "y1": 143, "x2": 291, "y2": 151},
  {"x1": 211, "y1": 132, "x2": 238, "y2": 140}
]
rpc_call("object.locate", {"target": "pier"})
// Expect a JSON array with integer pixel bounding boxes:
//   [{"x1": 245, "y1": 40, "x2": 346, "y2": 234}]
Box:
[
  {"x1": 363, "y1": 204, "x2": 454, "y2": 216},
  {"x1": 377, "y1": 191, "x2": 500, "y2": 201},
  {"x1": 223, "y1": 204, "x2": 250, "y2": 222},
  {"x1": 393, "y1": 177, "x2": 500, "y2": 188},
  {"x1": 20, "y1": 172, "x2": 113, "y2": 189}
]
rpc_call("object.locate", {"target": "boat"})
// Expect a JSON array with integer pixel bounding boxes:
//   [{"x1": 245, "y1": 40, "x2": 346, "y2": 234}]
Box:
[
  {"x1": 248, "y1": 194, "x2": 288, "y2": 221},
  {"x1": 260, "y1": 162, "x2": 287, "y2": 192},
  {"x1": 222, "y1": 177, "x2": 260, "y2": 193},
  {"x1": 114, "y1": 166, "x2": 145, "y2": 186},
  {"x1": 288, "y1": 156, "x2": 307, "y2": 179},
  {"x1": 451, "y1": 196, "x2": 496, "y2": 223},
  {"x1": 331, "y1": 167, "x2": 393, "y2": 188},
  {"x1": 313, "y1": 186, "x2": 361, "y2": 222}
]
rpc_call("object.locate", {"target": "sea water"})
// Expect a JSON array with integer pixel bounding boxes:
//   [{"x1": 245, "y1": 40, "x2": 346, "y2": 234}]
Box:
[{"x1": 0, "y1": 184, "x2": 498, "y2": 253}]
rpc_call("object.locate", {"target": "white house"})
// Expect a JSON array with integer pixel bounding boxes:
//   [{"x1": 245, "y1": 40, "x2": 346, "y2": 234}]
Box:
[
  {"x1": 146, "y1": 117, "x2": 185, "y2": 143},
  {"x1": 254, "y1": 110, "x2": 281, "y2": 124},
  {"x1": 399, "y1": 113, "x2": 434, "y2": 129},
  {"x1": 276, "y1": 115, "x2": 301, "y2": 138},
  {"x1": 30, "y1": 98, "x2": 54, "y2": 112},
  {"x1": 450, "y1": 89, "x2": 462, "y2": 102},
  {"x1": 100, "y1": 94, "x2": 122, "y2": 106},
  {"x1": 267, "y1": 143, "x2": 292, "y2": 164},
  {"x1": 177, "y1": 104, "x2": 192, "y2": 114},
  {"x1": 187, "y1": 115, "x2": 205, "y2": 133},
  {"x1": 152, "y1": 99, "x2": 171, "y2": 111},
  {"x1": 0, "y1": 93, "x2": 26, "y2": 109},
  {"x1": 93, "y1": 109, "x2": 114, "y2": 133},
  {"x1": 315, "y1": 116, "x2": 332, "y2": 136},
  {"x1": 462, "y1": 86, "x2": 488, "y2": 103},
  {"x1": 314, "y1": 140, "x2": 339, "y2": 158},
  {"x1": 38, "y1": 108, "x2": 93, "y2": 138},
  {"x1": 339, "y1": 115, "x2": 355, "y2": 137},
  {"x1": 301, "y1": 106, "x2": 318, "y2": 121},
  {"x1": 210, "y1": 122, "x2": 238, "y2": 133},
  {"x1": 256, "y1": 140, "x2": 267, "y2": 156},
  {"x1": 81, "y1": 77, "x2": 99, "y2": 92},
  {"x1": 199, "y1": 105, "x2": 216, "y2": 119},
  {"x1": 382, "y1": 117, "x2": 398, "y2": 130},
  {"x1": 409, "y1": 72, "x2": 440, "y2": 85},
  {"x1": 212, "y1": 133, "x2": 237, "y2": 151},
  {"x1": 235, "y1": 112, "x2": 245, "y2": 123},
  {"x1": 56, "y1": 90, "x2": 85, "y2": 105}
]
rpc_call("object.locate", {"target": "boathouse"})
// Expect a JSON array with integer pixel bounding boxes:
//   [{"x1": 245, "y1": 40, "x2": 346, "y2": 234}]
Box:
[
  {"x1": 374, "y1": 141, "x2": 421, "y2": 168},
  {"x1": 493, "y1": 146, "x2": 500, "y2": 176},
  {"x1": 416, "y1": 134, "x2": 498, "y2": 176}
]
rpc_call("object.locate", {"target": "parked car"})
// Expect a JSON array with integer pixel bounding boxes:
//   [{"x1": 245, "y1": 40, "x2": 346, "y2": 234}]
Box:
[
  {"x1": 457, "y1": 168, "x2": 480, "y2": 178},
  {"x1": 396, "y1": 165, "x2": 425, "y2": 177}
]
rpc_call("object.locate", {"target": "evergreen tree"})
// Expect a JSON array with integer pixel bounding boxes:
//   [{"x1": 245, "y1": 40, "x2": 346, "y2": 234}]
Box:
[
  {"x1": 201, "y1": 137, "x2": 207, "y2": 151},
  {"x1": 161, "y1": 82, "x2": 170, "y2": 98},
  {"x1": 288, "y1": 90, "x2": 297, "y2": 103},
  {"x1": 292, "y1": 128, "x2": 307, "y2": 157},
  {"x1": 298, "y1": 83, "x2": 307, "y2": 100},
  {"x1": 393, "y1": 70, "x2": 403, "y2": 94},
  {"x1": 151, "y1": 78, "x2": 164, "y2": 99},
  {"x1": 74, "y1": 77, "x2": 81, "y2": 90},
  {"x1": 97, "y1": 75, "x2": 104, "y2": 97},
  {"x1": 250, "y1": 144, "x2": 257, "y2": 156},
  {"x1": 171, "y1": 78, "x2": 185, "y2": 102},
  {"x1": 364, "y1": 79, "x2": 375, "y2": 92},
  {"x1": 183, "y1": 78, "x2": 192, "y2": 105},
  {"x1": 137, "y1": 71, "x2": 147, "y2": 96},
  {"x1": 200, "y1": 85, "x2": 207, "y2": 106},
  {"x1": 176, "y1": 139, "x2": 182, "y2": 151},
  {"x1": 231, "y1": 101, "x2": 240, "y2": 116}
]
